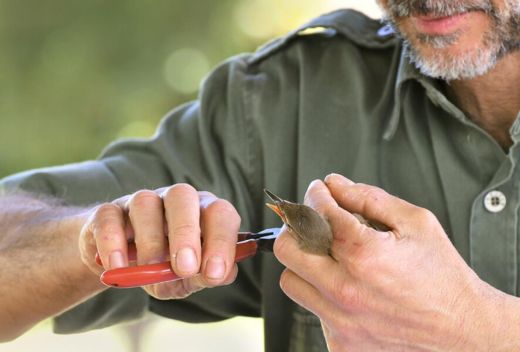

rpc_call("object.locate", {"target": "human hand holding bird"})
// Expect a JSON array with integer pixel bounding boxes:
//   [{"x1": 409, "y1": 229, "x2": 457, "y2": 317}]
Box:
[{"x1": 270, "y1": 174, "x2": 501, "y2": 351}]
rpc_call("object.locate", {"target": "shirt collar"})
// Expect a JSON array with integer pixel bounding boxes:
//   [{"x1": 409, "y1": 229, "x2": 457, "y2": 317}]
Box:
[
  {"x1": 384, "y1": 48, "x2": 520, "y2": 146},
  {"x1": 509, "y1": 111, "x2": 520, "y2": 142},
  {"x1": 383, "y1": 45, "x2": 484, "y2": 140},
  {"x1": 383, "y1": 46, "x2": 424, "y2": 141}
]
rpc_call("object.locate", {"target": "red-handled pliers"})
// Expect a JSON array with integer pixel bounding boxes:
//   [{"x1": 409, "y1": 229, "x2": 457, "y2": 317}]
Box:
[{"x1": 95, "y1": 228, "x2": 281, "y2": 288}]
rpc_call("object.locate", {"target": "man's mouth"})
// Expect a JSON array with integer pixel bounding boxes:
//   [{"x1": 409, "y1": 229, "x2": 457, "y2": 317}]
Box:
[{"x1": 412, "y1": 10, "x2": 476, "y2": 36}]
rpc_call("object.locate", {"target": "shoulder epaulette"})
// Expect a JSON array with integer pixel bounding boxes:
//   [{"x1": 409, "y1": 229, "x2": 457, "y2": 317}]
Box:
[{"x1": 247, "y1": 9, "x2": 398, "y2": 65}]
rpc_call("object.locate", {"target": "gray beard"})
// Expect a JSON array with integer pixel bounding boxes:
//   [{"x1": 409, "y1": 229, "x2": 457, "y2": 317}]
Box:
[
  {"x1": 380, "y1": 0, "x2": 520, "y2": 81},
  {"x1": 403, "y1": 25, "x2": 503, "y2": 81}
]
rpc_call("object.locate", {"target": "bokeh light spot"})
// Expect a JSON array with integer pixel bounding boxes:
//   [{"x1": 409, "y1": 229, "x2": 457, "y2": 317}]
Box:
[
  {"x1": 117, "y1": 120, "x2": 157, "y2": 139},
  {"x1": 164, "y1": 48, "x2": 210, "y2": 95}
]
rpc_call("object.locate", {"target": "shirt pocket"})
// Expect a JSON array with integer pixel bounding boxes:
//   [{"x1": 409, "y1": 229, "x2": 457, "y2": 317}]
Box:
[{"x1": 289, "y1": 305, "x2": 328, "y2": 352}]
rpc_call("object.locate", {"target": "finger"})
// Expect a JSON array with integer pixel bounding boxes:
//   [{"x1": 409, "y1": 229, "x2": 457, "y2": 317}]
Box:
[
  {"x1": 324, "y1": 173, "x2": 430, "y2": 234},
  {"x1": 279, "y1": 269, "x2": 339, "y2": 323},
  {"x1": 126, "y1": 190, "x2": 167, "y2": 265},
  {"x1": 200, "y1": 197, "x2": 241, "y2": 285},
  {"x1": 145, "y1": 264, "x2": 239, "y2": 299},
  {"x1": 274, "y1": 226, "x2": 342, "y2": 299},
  {"x1": 304, "y1": 180, "x2": 387, "y2": 251},
  {"x1": 277, "y1": 240, "x2": 366, "y2": 328},
  {"x1": 79, "y1": 220, "x2": 104, "y2": 275},
  {"x1": 112, "y1": 194, "x2": 135, "y2": 241},
  {"x1": 89, "y1": 203, "x2": 128, "y2": 269},
  {"x1": 162, "y1": 184, "x2": 201, "y2": 277}
]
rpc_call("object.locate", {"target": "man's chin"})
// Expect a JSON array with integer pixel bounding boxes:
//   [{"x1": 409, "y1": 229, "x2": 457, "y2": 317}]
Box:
[{"x1": 406, "y1": 42, "x2": 498, "y2": 81}]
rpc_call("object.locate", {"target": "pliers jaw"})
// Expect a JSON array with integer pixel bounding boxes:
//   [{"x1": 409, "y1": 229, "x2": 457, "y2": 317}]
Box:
[{"x1": 237, "y1": 227, "x2": 280, "y2": 252}]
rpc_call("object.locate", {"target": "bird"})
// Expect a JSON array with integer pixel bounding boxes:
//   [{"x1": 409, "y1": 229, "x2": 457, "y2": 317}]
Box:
[{"x1": 264, "y1": 189, "x2": 333, "y2": 256}]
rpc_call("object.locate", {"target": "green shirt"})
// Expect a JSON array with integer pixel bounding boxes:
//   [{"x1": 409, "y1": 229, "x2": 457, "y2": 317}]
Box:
[{"x1": 2, "y1": 9, "x2": 520, "y2": 352}]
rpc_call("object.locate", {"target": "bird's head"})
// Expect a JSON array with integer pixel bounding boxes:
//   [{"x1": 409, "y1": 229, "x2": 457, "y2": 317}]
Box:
[
  {"x1": 264, "y1": 189, "x2": 321, "y2": 236},
  {"x1": 264, "y1": 189, "x2": 293, "y2": 228},
  {"x1": 264, "y1": 188, "x2": 333, "y2": 256}
]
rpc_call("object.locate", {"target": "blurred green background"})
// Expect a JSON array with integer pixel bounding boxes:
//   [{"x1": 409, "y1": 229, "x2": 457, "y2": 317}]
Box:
[
  {"x1": 0, "y1": 0, "x2": 379, "y2": 178},
  {"x1": 0, "y1": 1, "x2": 380, "y2": 351},
  {"x1": 0, "y1": 0, "x2": 259, "y2": 176}
]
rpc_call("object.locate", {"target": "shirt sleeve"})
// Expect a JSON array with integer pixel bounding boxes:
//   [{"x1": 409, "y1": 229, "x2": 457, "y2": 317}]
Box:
[{"x1": 0, "y1": 54, "x2": 266, "y2": 333}]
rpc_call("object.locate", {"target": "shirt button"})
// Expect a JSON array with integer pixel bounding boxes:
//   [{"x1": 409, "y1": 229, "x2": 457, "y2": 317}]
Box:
[{"x1": 484, "y1": 191, "x2": 507, "y2": 213}]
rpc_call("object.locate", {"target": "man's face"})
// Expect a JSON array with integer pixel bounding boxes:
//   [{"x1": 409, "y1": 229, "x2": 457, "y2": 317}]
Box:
[{"x1": 377, "y1": 0, "x2": 520, "y2": 80}]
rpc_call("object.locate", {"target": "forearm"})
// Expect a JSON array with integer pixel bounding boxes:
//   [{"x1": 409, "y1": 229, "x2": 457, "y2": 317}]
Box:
[{"x1": 0, "y1": 193, "x2": 105, "y2": 341}]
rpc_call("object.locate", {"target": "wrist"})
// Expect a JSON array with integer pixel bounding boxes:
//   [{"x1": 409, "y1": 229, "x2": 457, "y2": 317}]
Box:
[
  {"x1": 0, "y1": 200, "x2": 105, "y2": 340},
  {"x1": 485, "y1": 286, "x2": 520, "y2": 351},
  {"x1": 463, "y1": 279, "x2": 520, "y2": 352},
  {"x1": 55, "y1": 211, "x2": 106, "y2": 289},
  {"x1": 443, "y1": 275, "x2": 503, "y2": 351}
]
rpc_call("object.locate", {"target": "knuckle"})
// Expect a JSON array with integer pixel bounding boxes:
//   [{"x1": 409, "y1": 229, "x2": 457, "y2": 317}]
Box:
[
  {"x1": 129, "y1": 190, "x2": 161, "y2": 209},
  {"x1": 170, "y1": 223, "x2": 200, "y2": 241},
  {"x1": 94, "y1": 202, "x2": 121, "y2": 220},
  {"x1": 163, "y1": 183, "x2": 197, "y2": 201},
  {"x1": 91, "y1": 204, "x2": 123, "y2": 240},
  {"x1": 413, "y1": 208, "x2": 438, "y2": 227},
  {"x1": 359, "y1": 185, "x2": 387, "y2": 203},
  {"x1": 205, "y1": 199, "x2": 239, "y2": 218},
  {"x1": 333, "y1": 277, "x2": 361, "y2": 310},
  {"x1": 205, "y1": 234, "x2": 232, "y2": 249},
  {"x1": 347, "y1": 256, "x2": 370, "y2": 281}
]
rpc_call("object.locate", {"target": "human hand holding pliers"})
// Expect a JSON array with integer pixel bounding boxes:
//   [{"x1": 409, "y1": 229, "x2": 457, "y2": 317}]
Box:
[{"x1": 96, "y1": 228, "x2": 281, "y2": 288}]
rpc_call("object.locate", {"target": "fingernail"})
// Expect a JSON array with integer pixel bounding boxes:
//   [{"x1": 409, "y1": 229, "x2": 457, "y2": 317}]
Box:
[
  {"x1": 176, "y1": 248, "x2": 198, "y2": 274},
  {"x1": 205, "y1": 256, "x2": 226, "y2": 280},
  {"x1": 109, "y1": 251, "x2": 125, "y2": 269}
]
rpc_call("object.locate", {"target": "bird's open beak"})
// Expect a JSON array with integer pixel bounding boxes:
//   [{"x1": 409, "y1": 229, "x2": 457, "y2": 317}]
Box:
[
  {"x1": 265, "y1": 202, "x2": 287, "y2": 223},
  {"x1": 264, "y1": 189, "x2": 288, "y2": 224}
]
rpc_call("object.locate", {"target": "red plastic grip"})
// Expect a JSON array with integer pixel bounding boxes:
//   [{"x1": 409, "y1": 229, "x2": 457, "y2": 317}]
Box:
[{"x1": 99, "y1": 240, "x2": 259, "y2": 288}]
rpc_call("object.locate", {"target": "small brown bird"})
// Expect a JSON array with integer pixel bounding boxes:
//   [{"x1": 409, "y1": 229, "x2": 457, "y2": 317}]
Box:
[{"x1": 264, "y1": 189, "x2": 333, "y2": 256}]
